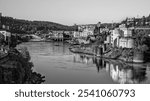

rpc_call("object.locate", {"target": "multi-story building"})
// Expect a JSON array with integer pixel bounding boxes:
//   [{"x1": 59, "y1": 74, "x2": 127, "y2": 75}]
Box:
[
  {"x1": 77, "y1": 24, "x2": 95, "y2": 38},
  {"x1": 119, "y1": 38, "x2": 134, "y2": 48},
  {"x1": 73, "y1": 31, "x2": 80, "y2": 38},
  {"x1": 110, "y1": 28, "x2": 120, "y2": 47},
  {"x1": 110, "y1": 24, "x2": 134, "y2": 48},
  {"x1": 52, "y1": 31, "x2": 63, "y2": 38}
]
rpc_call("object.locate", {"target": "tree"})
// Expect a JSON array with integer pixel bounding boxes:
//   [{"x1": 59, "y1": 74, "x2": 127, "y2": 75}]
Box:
[{"x1": 133, "y1": 30, "x2": 149, "y2": 52}]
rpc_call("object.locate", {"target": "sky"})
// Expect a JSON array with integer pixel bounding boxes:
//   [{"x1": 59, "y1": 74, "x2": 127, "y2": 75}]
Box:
[{"x1": 0, "y1": 0, "x2": 150, "y2": 25}]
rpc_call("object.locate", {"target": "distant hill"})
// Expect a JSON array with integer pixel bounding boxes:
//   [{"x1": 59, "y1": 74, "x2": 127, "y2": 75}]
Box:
[{"x1": 0, "y1": 16, "x2": 78, "y2": 34}]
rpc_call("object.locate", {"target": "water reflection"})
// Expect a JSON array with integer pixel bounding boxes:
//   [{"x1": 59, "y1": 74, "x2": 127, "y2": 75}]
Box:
[
  {"x1": 73, "y1": 54, "x2": 93, "y2": 64},
  {"x1": 107, "y1": 61, "x2": 147, "y2": 84},
  {"x1": 17, "y1": 42, "x2": 150, "y2": 84},
  {"x1": 73, "y1": 54, "x2": 149, "y2": 84},
  {"x1": 22, "y1": 42, "x2": 72, "y2": 56}
]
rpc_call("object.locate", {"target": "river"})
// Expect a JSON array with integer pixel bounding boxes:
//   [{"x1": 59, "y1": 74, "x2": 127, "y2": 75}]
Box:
[{"x1": 19, "y1": 42, "x2": 150, "y2": 84}]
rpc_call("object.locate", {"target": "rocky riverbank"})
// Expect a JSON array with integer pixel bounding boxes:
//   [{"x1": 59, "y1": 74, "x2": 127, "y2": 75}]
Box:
[
  {"x1": 0, "y1": 46, "x2": 45, "y2": 84},
  {"x1": 69, "y1": 45, "x2": 150, "y2": 63}
]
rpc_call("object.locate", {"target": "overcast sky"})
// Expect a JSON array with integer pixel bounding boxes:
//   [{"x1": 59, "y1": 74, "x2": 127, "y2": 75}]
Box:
[{"x1": 0, "y1": 0, "x2": 150, "y2": 25}]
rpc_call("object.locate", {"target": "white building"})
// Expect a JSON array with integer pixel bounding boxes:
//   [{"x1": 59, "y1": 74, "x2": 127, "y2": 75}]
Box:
[
  {"x1": 77, "y1": 24, "x2": 95, "y2": 38},
  {"x1": 52, "y1": 31, "x2": 64, "y2": 38},
  {"x1": 80, "y1": 30, "x2": 93, "y2": 38},
  {"x1": 0, "y1": 30, "x2": 11, "y2": 40},
  {"x1": 73, "y1": 31, "x2": 81, "y2": 38},
  {"x1": 120, "y1": 28, "x2": 132, "y2": 37},
  {"x1": 110, "y1": 29, "x2": 120, "y2": 47},
  {"x1": 110, "y1": 27, "x2": 134, "y2": 48},
  {"x1": 119, "y1": 38, "x2": 134, "y2": 48}
]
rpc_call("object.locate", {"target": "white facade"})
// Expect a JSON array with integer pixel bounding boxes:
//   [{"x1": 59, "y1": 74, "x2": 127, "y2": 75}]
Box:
[
  {"x1": 121, "y1": 28, "x2": 132, "y2": 37},
  {"x1": 104, "y1": 35, "x2": 111, "y2": 44},
  {"x1": 0, "y1": 31, "x2": 11, "y2": 37},
  {"x1": 80, "y1": 30, "x2": 93, "y2": 38},
  {"x1": 77, "y1": 24, "x2": 95, "y2": 38},
  {"x1": 119, "y1": 24, "x2": 133, "y2": 37},
  {"x1": 73, "y1": 31, "x2": 80, "y2": 38},
  {"x1": 0, "y1": 30, "x2": 11, "y2": 40},
  {"x1": 73, "y1": 30, "x2": 94, "y2": 38},
  {"x1": 110, "y1": 27, "x2": 134, "y2": 48},
  {"x1": 51, "y1": 31, "x2": 64, "y2": 38},
  {"x1": 119, "y1": 38, "x2": 134, "y2": 48},
  {"x1": 110, "y1": 29, "x2": 120, "y2": 47},
  {"x1": 119, "y1": 24, "x2": 126, "y2": 28}
]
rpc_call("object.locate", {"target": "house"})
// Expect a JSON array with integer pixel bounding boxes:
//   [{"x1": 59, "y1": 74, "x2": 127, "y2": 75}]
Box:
[
  {"x1": 52, "y1": 31, "x2": 64, "y2": 39},
  {"x1": 77, "y1": 24, "x2": 95, "y2": 38},
  {"x1": 119, "y1": 38, "x2": 134, "y2": 48},
  {"x1": 80, "y1": 30, "x2": 93, "y2": 38},
  {"x1": 119, "y1": 24, "x2": 133, "y2": 37},
  {"x1": 100, "y1": 27, "x2": 110, "y2": 33},
  {"x1": 73, "y1": 31, "x2": 81, "y2": 38},
  {"x1": 110, "y1": 29, "x2": 120, "y2": 47},
  {"x1": 119, "y1": 28, "x2": 132, "y2": 37},
  {"x1": 0, "y1": 30, "x2": 11, "y2": 40},
  {"x1": 78, "y1": 24, "x2": 95, "y2": 32},
  {"x1": 110, "y1": 27, "x2": 134, "y2": 48},
  {"x1": 0, "y1": 30, "x2": 11, "y2": 52}
]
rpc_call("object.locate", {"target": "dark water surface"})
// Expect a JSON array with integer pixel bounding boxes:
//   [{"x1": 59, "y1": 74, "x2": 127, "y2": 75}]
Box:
[{"x1": 19, "y1": 42, "x2": 150, "y2": 84}]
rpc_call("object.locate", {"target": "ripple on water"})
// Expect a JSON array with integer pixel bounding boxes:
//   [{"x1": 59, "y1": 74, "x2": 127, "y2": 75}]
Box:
[{"x1": 18, "y1": 42, "x2": 150, "y2": 84}]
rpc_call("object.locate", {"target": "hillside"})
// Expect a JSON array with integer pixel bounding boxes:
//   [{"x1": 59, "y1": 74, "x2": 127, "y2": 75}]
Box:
[{"x1": 0, "y1": 16, "x2": 77, "y2": 34}]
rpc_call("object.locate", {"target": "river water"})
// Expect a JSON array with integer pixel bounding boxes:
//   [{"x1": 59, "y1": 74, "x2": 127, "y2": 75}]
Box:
[{"x1": 19, "y1": 42, "x2": 150, "y2": 84}]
